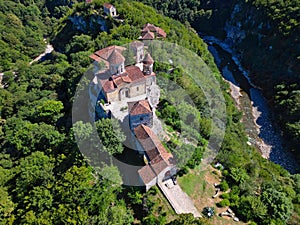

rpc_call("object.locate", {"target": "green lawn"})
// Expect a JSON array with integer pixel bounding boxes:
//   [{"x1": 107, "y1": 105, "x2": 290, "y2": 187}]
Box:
[
  {"x1": 177, "y1": 166, "x2": 210, "y2": 197},
  {"x1": 178, "y1": 172, "x2": 200, "y2": 196}
]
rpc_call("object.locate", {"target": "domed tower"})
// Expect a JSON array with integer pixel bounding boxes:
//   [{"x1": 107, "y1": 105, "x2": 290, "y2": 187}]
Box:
[
  {"x1": 143, "y1": 53, "x2": 154, "y2": 75},
  {"x1": 108, "y1": 49, "x2": 125, "y2": 75}
]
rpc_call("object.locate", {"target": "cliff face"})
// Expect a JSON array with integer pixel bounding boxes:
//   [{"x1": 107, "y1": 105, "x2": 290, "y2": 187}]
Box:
[
  {"x1": 210, "y1": 1, "x2": 299, "y2": 91},
  {"x1": 192, "y1": 1, "x2": 300, "y2": 150},
  {"x1": 140, "y1": 0, "x2": 299, "y2": 90}
]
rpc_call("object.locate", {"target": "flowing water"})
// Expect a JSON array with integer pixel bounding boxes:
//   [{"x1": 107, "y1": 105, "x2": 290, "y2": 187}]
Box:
[{"x1": 202, "y1": 35, "x2": 299, "y2": 174}]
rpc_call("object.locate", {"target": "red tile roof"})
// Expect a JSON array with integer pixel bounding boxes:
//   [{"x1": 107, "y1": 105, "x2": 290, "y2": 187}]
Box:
[
  {"x1": 111, "y1": 65, "x2": 145, "y2": 84},
  {"x1": 141, "y1": 27, "x2": 150, "y2": 34},
  {"x1": 141, "y1": 23, "x2": 167, "y2": 39},
  {"x1": 103, "y1": 3, "x2": 114, "y2": 9},
  {"x1": 99, "y1": 78, "x2": 116, "y2": 93},
  {"x1": 143, "y1": 23, "x2": 157, "y2": 32},
  {"x1": 99, "y1": 65, "x2": 147, "y2": 94},
  {"x1": 138, "y1": 164, "x2": 156, "y2": 184},
  {"x1": 91, "y1": 45, "x2": 125, "y2": 62},
  {"x1": 156, "y1": 27, "x2": 167, "y2": 38},
  {"x1": 134, "y1": 125, "x2": 168, "y2": 161},
  {"x1": 130, "y1": 41, "x2": 144, "y2": 49},
  {"x1": 141, "y1": 31, "x2": 155, "y2": 40},
  {"x1": 150, "y1": 155, "x2": 169, "y2": 175},
  {"x1": 108, "y1": 49, "x2": 125, "y2": 64},
  {"x1": 125, "y1": 65, "x2": 145, "y2": 82},
  {"x1": 128, "y1": 99, "x2": 152, "y2": 116},
  {"x1": 135, "y1": 125, "x2": 176, "y2": 185},
  {"x1": 143, "y1": 53, "x2": 154, "y2": 64},
  {"x1": 90, "y1": 54, "x2": 101, "y2": 62}
]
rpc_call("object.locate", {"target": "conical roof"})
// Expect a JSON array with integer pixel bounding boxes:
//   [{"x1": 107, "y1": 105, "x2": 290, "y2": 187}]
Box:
[
  {"x1": 108, "y1": 49, "x2": 125, "y2": 64},
  {"x1": 143, "y1": 53, "x2": 154, "y2": 64},
  {"x1": 141, "y1": 31, "x2": 155, "y2": 40}
]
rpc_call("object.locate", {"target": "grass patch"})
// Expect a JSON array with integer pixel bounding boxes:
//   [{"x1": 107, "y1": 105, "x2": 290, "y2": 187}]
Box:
[{"x1": 178, "y1": 171, "x2": 204, "y2": 196}]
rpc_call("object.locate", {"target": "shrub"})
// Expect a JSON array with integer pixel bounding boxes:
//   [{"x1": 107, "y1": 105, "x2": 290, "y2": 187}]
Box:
[
  {"x1": 221, "y1": 193, "x2": 229, "y2": 199},
  {"x1": 249, "y1": 222, "x2": 257, "y2": 225},
  {"x1": 222, "y1": 169, "x2": 229, "y2": 176},
  {"x1": 229, "y1": 194, "x2": 239, "y2": 206},
  {"x1": 217, "y1": 199, "x2": 230, "y2": 207},
  {"x1": 219, "y1": 180, "x2": 229, "y2": 191},
  {"x1": 177, "y1": 166, "x2": 188, "y2": 176},
  {"x1": 148, "y1": 186, "x2": 158, "y2": 195}
]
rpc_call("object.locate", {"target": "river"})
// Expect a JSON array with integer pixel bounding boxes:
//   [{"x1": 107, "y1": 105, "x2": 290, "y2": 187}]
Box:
[{"x1": 202, "y1": 35, "x2": 299, "y2": 174}]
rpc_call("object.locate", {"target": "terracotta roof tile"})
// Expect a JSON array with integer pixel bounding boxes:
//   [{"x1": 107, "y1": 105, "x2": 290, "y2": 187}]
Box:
[
  {"x1": 141, "y1": 23, "x2": 167, "y2": 39},
  {"x1": 128, "y1": 99, "x2": 152, "y2": 116},
  {"x1": 90, "y1": 54, "x2": 102, "y2": 62},
  {"x1": 99, "y1": 78, "x2": 116, "y2": 93},
  {"x1": 141, "y1": 27, "x2": 150, "y2": 34},
  {"x1": 110, "y1": 65, "x2": 145, "y2": 87},
  {"x1": 93, "y1": 46, "x2": 125, "y2": 61},
  {"x1": 103, "y1": 3, "x2": 114, "y2": 9},
  {"x1": 150, "y1": 155, "x2": 169, "y2": 174},
  {"x1": 156, "y1": 27, "x2": 166, "y2": 38},
  {"x1": 107, "y1": 49, "x2": 125, "y2": 64},
  {"x1": 143, "y1": 23, "x2": 157, "y2": 32},
  {"x1": 138, "y1": 164, "x2": 156, "y2": 184},
  {"x1": 141, "y1": 31, "x2": 155, "y2": 40},
  {"x1": 143, "y1": 53, "x2": 154, "y2": 64},
  {"x1": 135, "y1": 125, "x2": 176, "y2": 184},
  {"x1": 134, "y1": 125, "x2": 168, "y2": 161},
  {"x1": 130, "y1": 41, "x2": 144, "y2": 49},
  {"x1": 125, "y1": 65, "x2": 145, "y2": 81},
  {"x1": 112, "y1": 76, "x2": 123, "y2": 86},
  {"x1": 161, "y1": 152, "x2": 175, "y2": 165}
]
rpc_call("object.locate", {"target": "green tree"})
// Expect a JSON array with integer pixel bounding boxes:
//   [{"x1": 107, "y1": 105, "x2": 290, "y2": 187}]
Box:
[
  {"x1": 261, "y1": 187, "x2": 294, "y2": 222},
  {"x1": 15, "y1": 151, "x2": 54, "y2": 196},
  {"x1": 238, "y1": 195, "x2": 267, "y2": 221},
  {"x1": 95, "y1": 118, "x2": 125, "y2": 155},
  {"x1": 0, "y1": 187, "x2": 15, "y2": 225},
  {"x1": 65, "y1": 34, "x2": 95, "y2": 54},
  {"x1": 217, "y1": 199, "x2": 230, "y2": 207},
  {"x1": 5, "y1": 118, "x2": 64, "y2": 155},
  {"x1": 98, "y1": 165, "x2": 122, "y2": 185},
  {"x1": 34, "y1": 99, "x2": 64, "y2": 124}
]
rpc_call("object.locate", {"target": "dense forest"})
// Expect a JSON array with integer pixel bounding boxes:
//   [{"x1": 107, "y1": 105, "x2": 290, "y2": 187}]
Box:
[
  {"x1": 0, "y1": 0, "x2": 299, "y2": 224},
  {"x1": 139, "y1": 0, "x2": 300, "y2": 162}
]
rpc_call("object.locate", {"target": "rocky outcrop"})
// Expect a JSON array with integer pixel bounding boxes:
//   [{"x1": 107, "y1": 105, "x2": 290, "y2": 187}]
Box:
[{"x1": 69, "y1": 14, "x2": 108, "y2": 33}]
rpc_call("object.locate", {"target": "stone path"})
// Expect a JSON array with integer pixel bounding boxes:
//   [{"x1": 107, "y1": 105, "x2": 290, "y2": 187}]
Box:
[{"x1": 158, "y1": 180, "x2": 201, "y2": 217}]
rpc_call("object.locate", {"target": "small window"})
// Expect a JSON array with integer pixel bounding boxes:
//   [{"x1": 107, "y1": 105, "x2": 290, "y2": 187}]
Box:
[{"x1": 137, "y1": 87, "x2": 139, "y2": 91}]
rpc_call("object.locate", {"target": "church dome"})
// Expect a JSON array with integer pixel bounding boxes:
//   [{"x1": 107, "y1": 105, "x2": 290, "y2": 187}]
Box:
[
  {"x1": 143, "y1": 53, "x2": 154, "y2": 64},
  {"x1": 108, "y1": 49, "x2": 125, "y2": 65}
]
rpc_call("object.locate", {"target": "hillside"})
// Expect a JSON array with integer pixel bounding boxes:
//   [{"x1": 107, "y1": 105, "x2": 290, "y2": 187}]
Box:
[
  {"x1": 139, "y1": 0, "x2": 300, "y2": 162},
  {"x1": 0, "y1": 0, "x2": 299, "y2": 225}
]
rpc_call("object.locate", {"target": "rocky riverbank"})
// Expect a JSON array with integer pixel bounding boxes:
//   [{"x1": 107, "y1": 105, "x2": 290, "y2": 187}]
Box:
[{"x1": 203, "y1": 36, "x2": 299, "y2": 173}]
